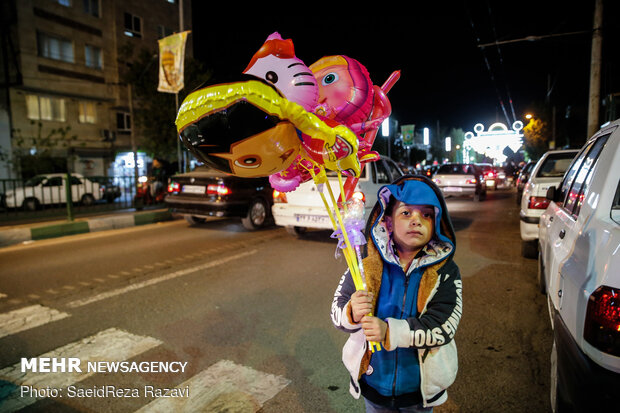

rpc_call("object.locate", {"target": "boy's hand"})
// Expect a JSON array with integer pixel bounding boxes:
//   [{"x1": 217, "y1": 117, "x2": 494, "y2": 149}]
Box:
[
  {"x1": 361, "y1": 316, "x2": 387, "y2": 342},
  {"x1": 350, "y1": 290, "x2": 373, "y2": 323}
]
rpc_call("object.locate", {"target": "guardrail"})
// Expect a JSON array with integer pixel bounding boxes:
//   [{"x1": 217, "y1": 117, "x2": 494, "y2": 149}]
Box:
[{"x1": 0, "y1": 174, "x2": 165, "y2": 224}]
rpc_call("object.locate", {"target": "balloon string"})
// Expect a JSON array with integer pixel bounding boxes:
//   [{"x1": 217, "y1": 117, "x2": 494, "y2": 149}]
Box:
[{"x1": 307, "y1": 164, "x2": 379, "y2": 352}]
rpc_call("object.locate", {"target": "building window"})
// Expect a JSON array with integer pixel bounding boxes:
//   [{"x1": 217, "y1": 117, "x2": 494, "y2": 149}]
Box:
[
  {"x1": 158, "y1": 25, "x2": 174, "y2": 39},
  {"x1": 56, "y1": 0, "x2": 71, "y2": 6},
  {"x1": 124, "y1": 12, "x2": 142, "y2": 38},
  {"x1": 26, "y1": 95, "x2": 66, "y2": 122},
  {"x1": 84, "y1": 45, "x2": 102, "y2": 69},
  {"x1": 116, "y1": 112, "x2": 131, "y2": 131},
  {"x1": 83, "y1": 0, "x2": 100, "y2": 17},
  {"x1": 37, "y1": 32, "x2": 74, "y2": 63},
  {"x1": 78, "y1": 101, "x2": 97, "y2": 123}
]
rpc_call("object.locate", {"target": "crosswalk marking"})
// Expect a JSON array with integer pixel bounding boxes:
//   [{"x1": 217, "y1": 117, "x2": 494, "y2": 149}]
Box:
[
  {"x1": 0, "y1": 305, "x2": 69, "y2": 339},
  {"x1": 66, "y1": 249, "x2": 258, "y2": 309},
  {"x1": 135, "y1": 359, "x2": 290, "y2": 413},
  {"x1": 0, "y1": 328, "x2": 162, "y2": 412}
]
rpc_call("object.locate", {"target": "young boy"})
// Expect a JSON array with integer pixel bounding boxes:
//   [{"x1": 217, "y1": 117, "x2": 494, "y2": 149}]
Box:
[{"x1": 331, "y1": 175, "x2": 462, "y2": 412}]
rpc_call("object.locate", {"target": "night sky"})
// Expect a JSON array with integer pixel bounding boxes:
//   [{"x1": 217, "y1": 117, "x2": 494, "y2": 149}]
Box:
[{"x1": 190, "y1": 2, "x2": 619, "y2": 139}]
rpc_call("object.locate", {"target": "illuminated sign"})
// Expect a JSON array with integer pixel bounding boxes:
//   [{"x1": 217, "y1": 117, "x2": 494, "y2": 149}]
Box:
[{"x1": 464, "y1": 121, "x2": 523, "y2": 163}]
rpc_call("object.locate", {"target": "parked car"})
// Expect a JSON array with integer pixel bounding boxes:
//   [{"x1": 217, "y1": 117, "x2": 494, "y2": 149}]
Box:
[
  {"x1": 538, "y1": 119, "x2": 620, "y2": 412},
  {"x1": 519, "y1": 149, "x2": 579, "y2": 257},
  {"x1": 516, "y1": 160, "x2": 536, "y2": 205},
  {"x1": 432, "y1": 163, "x2": 486, "y2": 201},
  {"x1": 3, "y1": 173, "x2": 102, "y2": 211},
  {"x1": 164, "y1": 166, "x2": 274, "y2": 230},
  {"x1": 272, "y1": 157, "x2": 403, "y2": 235}
]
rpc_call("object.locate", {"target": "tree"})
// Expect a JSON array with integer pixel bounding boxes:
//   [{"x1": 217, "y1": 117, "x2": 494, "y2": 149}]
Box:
[
  {"x1": 1, "y1": 121, "x2": 79, "y2": 178},
  {"x1": 122, "y1": 46, "x2": 212, "y2": 163},
  {"x1": 523, "y1": 117, "x2": 550, "y2": 159}
]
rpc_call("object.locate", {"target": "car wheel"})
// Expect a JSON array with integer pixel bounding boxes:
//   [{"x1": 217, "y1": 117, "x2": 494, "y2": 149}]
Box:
[
  {"x1": 241, "y1": 198, "x2": 268, "y2": 230},
  {"x1": 537, "y1": 250, "x2": 547, "y2": 294},
  {"x1": 81, "y1": 194, "x2": 95, "y2": 206},
  {"x1": 285, "y1": 226, "x2": 307, "y2": 236},
  {"x1": 23, "y1": 198, "x2": 39, "y2": 211},
  {"x1": 185, "y1": 215, "x2": 206, "y2": 225},
  {"x1": 521, "y1": 240, "x2": 537, "y2": 259}
]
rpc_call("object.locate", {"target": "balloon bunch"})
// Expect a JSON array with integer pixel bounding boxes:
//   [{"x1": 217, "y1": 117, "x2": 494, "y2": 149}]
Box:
[{"x1": 175, "y1": 32, "x2": 400, "y2": 350}]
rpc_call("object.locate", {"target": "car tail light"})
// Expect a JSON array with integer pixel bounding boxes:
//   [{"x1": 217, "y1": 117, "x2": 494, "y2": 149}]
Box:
[
  {"x1": 584, "y1": 286, "x2": 620, "y2": 356},
  {"x1": 167, "y1": 181, "x2": 180, "y2": 193},
  {"x1": 486, "y1": 172, "x2": 495, "y2": 178},
  {"x1": 351, "y1": 191, "x2": 365, "y2": 204},
  {"x1": 466, "y1": 178, "x2": 477, "y2": 184},
  {"x1": 207, "y1": 184, "x2": 230, "y2": 196},
  {"x1": 273, "y1": 189, "x2": 287, "y2": 203},
  {"x1": 528, "y1": 196, "x2": 550, "y2": 209}
]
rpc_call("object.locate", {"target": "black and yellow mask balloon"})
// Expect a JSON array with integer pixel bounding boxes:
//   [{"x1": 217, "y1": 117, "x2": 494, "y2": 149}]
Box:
[{"x1": 175, "y1": 77, "x2": 360, "y2": 178}]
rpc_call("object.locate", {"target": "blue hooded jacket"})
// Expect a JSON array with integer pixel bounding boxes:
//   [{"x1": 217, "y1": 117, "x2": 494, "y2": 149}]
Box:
[
  {"x1": 362, "y1": 178, "x2": 456, "y2": 399},
  {"x1": 331, "y1": 175, "x2": 461, "y2": 408}
]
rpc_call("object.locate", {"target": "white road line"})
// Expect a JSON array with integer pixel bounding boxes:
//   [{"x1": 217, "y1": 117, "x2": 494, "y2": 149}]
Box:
[
  {"x1": 66, "y1": 249, "x2": 258, "y2": 309},
  {"x1": 0, "y1": 328, "x2": 162, "y2": 413},
  {"x1": 0, "y1": 292, "x2": 7, "y2": 299},
  {"x1": 135, "y1": 359, "x2": 290, "y2": 413},
  {"x1": 0, "y1": 305, "x2": 69, "y2": 339}
]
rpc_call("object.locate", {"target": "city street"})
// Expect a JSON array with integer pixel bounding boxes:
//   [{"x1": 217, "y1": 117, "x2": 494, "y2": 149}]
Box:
[{"x1": 0, "y1": 187, "x2": 552, "y2": 412}]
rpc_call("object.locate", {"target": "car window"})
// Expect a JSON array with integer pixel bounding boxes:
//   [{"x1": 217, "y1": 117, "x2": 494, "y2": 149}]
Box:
[
  {"x1": 44, "y1": 177, "x2": 63, "y2": 186},
  {"x1": 558, "y1": 147, "x2": 591, "y2": 204},
  {"x1": 70, "y1": 176, "x2": 83, "y2": 185},
  {"x1": 612, "y1": 179, "x2": 620, "y2": 225},
  {"x1": 25, "y1": 175, "x2": 46, "y2": 186},
  {"x1": 374, "y1": 160, "x2": 391, "y2": 184},
  {"x1": 385, "y1": 159, "x2": 403, "y2": 181},
  {"x1": 437, "y1": 164, "x2": 468, "y2": 175},
  {"x1": 563, "y1": 134, "x2": 609, "y2": 216},
  {"x1": 537, "y1": 154, "x2": 576, "y2": 178}
]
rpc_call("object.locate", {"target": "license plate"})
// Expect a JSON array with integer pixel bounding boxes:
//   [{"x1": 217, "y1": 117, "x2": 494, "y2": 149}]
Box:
[
  {"x1": 444, "y1": 186, "x2": 462, "y2": 192},
  {"x1": 182, "y1": 185, "x2": 206, "y2": 194},
  {"x1": 294, "y1": 214, "x2": 329, "y2": 224}
]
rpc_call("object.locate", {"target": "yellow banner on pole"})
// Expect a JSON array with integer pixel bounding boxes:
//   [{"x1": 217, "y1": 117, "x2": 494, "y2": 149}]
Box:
[{"x1": 157, "y1": 31, "x2": 190, "y2": 94}]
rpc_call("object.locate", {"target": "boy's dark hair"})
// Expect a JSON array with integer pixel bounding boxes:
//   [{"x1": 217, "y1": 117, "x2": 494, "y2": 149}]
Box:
[{"x1": 385, "y1": 195, "x2": 398, "y2": 217}]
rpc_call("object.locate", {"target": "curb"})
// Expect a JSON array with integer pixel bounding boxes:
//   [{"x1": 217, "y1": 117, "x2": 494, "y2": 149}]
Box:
[{"x1": 0, "y1": 210, "x2": 173, "y2": 248}]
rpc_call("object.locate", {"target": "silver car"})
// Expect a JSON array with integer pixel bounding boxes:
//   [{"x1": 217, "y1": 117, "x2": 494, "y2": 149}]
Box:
[{"x1": 432, "y1": 163, "x2": 486, "y2": 201}]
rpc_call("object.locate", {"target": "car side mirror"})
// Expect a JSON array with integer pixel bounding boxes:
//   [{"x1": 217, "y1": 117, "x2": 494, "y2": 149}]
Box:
[{"x1": 546, "y1": 185, "x2": 557, "y2": 201}]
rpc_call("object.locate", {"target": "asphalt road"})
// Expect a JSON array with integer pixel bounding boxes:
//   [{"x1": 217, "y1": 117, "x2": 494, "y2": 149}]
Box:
[{"x1": 0, "y1": 186, "x2": 552, "y2": 412}]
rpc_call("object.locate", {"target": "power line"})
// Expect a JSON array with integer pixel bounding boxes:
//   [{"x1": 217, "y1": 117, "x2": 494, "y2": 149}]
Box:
[
  {"x1": 485, "y1": 0, "x2": 517, "y2": 124},
  {"x1": 466, "y1": 3, "x2": 511, "y2": 125}
]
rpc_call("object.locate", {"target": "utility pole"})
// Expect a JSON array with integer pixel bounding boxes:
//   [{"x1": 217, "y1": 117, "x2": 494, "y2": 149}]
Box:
[
  {"x1": 176, "y1": 0, "x2": 184, "y2": 173},
  {"x1": 587, "y1": 0, "x2": 603, "y2": 137}
]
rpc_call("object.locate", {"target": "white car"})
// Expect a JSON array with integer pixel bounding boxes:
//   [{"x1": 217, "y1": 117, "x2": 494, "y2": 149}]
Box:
[
  {"x1": 519, "y1": 149, "x2": 579, "y2": 258},
  {"x1": 272, "y1": 157, "x2": 403, "y2": 235},
  {"x1": 538, "y1": 119, "x2": 620, "y2": 412},
  {"x1": 3, "y1": 173, "x2": 102, "y2": 210}
]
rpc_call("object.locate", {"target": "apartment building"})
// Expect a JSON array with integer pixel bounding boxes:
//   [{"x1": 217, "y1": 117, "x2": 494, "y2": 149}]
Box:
[{"x1": 0, "y1": 0, "x2": 192, "y2": 179}]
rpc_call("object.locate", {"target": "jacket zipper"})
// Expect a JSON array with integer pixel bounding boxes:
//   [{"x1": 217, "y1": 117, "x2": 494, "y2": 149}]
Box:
[{"x1": 392, "y1": 268, "x2": 410, "y2": 397}]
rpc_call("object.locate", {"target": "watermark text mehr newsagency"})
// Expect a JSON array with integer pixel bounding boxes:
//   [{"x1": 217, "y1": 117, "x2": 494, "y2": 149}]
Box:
[{"x1": 21, "y1": 357, "x2": 188, "y2": 373}]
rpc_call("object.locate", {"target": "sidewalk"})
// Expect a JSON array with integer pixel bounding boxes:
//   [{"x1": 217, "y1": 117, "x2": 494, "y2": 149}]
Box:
[{"x1": 0, "y1": 208, "x2": 176, "y2": 248}]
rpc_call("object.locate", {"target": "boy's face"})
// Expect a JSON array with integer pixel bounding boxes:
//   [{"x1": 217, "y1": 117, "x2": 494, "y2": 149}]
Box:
[{"x1": 386, "y1": 201, "x2": 435, "y2": 255}]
